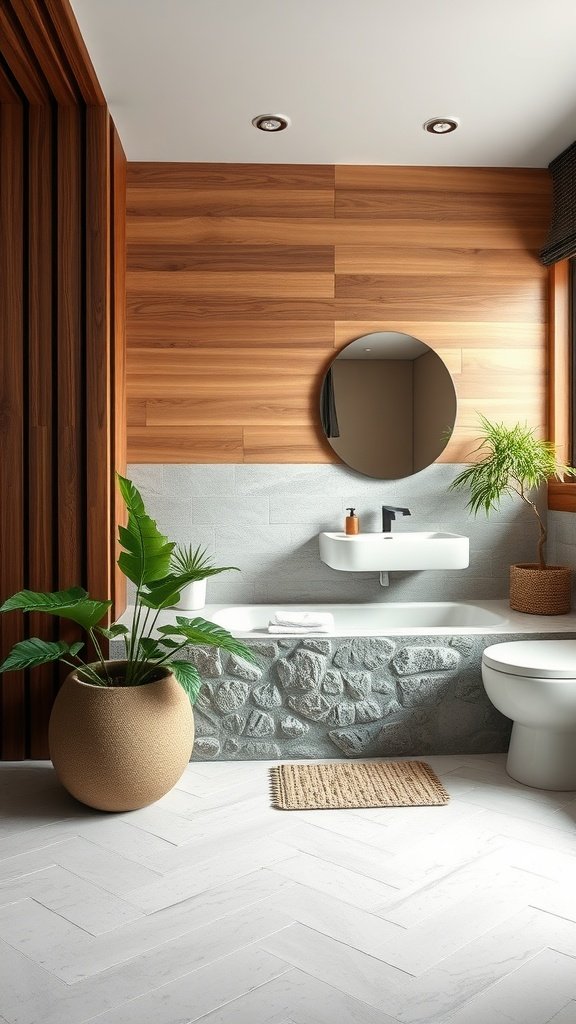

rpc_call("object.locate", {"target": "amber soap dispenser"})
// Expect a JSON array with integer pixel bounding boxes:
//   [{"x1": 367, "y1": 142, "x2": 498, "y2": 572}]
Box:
[{"x1": 345, "y1": 508, "x2": 359, "y2": 535}]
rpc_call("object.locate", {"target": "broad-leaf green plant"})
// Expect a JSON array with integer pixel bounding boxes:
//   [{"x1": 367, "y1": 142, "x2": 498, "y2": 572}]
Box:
[
  {"x1": 0, "y1": 474, "x2": 254, "y2": 701},
  {"x1": 450, "y1": 416, "x2": 576, "y2": 568}
]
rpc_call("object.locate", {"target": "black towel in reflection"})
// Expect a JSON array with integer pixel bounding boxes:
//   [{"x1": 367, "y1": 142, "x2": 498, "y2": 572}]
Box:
[{"x1": 320, "y1": 367, "x2": 340, "y2": 438}]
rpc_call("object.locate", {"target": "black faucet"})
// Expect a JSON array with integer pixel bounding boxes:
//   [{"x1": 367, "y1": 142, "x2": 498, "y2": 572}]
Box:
[{"x1": 381, "y1": 505, "x2": 411, "y2": 532}]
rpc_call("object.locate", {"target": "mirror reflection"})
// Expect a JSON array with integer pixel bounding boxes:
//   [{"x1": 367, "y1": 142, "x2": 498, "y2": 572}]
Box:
[{"x1": 320, "y1": 331, "x2": 457, "y2": 479}]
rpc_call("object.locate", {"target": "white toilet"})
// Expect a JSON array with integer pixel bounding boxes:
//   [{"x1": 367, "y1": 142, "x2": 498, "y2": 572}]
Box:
[{"x1": 481, "y1": 640, "x2": 576, "y2": 790}]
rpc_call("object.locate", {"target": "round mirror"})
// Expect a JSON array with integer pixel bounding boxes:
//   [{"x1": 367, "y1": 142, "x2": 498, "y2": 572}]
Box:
[{"x1": 320, "y1": 331, "x2": 457, "y2": 479}]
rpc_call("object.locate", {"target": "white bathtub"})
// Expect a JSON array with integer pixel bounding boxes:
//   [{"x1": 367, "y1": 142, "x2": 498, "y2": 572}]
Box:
[
  {"x1": 118, "y1": 599, "x2": 576, "y2": 638},
  {"x1": 207, "y1": 600, "x2": 576, "y2": 637}
]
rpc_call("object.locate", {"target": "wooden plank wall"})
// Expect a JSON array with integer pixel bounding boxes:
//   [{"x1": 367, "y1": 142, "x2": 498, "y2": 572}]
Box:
[
  {"x1": 126, "y1": 163, "x2": 551, "y2": 463},
  {"x1": 0, "y1": 0, "x2": 126, "y2": 759},
  {"x1": 0, "y1": 82, "x2": 26, "y2": 756}
]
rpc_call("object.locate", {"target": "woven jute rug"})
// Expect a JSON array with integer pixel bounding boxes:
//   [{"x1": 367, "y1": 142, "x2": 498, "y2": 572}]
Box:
[{"x1": 269, "y1": 760, "x2": 450, "y2": 811}]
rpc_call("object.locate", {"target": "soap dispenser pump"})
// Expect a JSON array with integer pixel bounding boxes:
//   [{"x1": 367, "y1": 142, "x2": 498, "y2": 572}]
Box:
[{"x1": 345, "y1": 508, "x2": 359, "y2": 535}]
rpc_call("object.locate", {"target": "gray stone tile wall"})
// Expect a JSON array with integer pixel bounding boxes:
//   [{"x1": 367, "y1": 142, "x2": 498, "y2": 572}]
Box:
[
  {"x1": 127, "y1": 464, "x2": 545, "y2": 603},
  {"x1": 548, "y1": 511, "x2": 576, "y2": 598}
]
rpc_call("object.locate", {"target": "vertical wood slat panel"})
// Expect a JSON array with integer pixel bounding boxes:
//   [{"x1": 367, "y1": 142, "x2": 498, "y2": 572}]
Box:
[
  {"x1": 86, "y1": 106, "x2": 112, "y2": 614},
  {"x1": 111, "y1": 124, "x2": 127, "y2": 612},
  {"x1": 0, "y1": 2, "x2": 126, "y2": 759},
  {"x1": 28, "y1": 102, "x2": 55, "y2": 757},
  {"x1": 0, "y1": 98, "x2": 26, "y2": 758},
  {"x1": 56, "y1": 104, "x2": 83, "y2": 606}
]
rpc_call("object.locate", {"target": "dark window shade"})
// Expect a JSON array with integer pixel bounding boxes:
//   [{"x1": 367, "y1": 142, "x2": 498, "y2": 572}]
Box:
[
  {"x1": 540, "y1": 141, "x2": 576, "y2": 266},
  {"x1": 565, "y1": 258, "x2": 569, "y2": 466}
]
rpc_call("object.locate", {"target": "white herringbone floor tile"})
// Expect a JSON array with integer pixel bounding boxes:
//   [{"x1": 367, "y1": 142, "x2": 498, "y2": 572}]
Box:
[
  {"x1": 399, "y1": 908, "x2": 576, "y2": 1023},
  {"x1": 0, "y1": 863, "x2": 145, "y2": 934},
  {"x1": 269, "y1": 880, "x2": 405, "y2": 958},
  {"x1": 31, "y1": 871, "x2": 294, "y2": 985},
  {"x1": 261, "y1": 922, "x2": 412, "y2": 1009},
  {"x1": 545, "y1": 1002, "x2": 576, "y2": 1024},
  {"x1": 0, "y1": 755, "x2": 575, "y2": 1024},
  {"x1": 271, "y1": 850, "x2": 400, "y2": 908},
  {"x1": 125, "y1": 837, "x2": 289, "y2": 912},
  {"x1": 77, "y1": 947, "x2": 292, "y2": 1024},
  {"x1": 441, "y1": 948, "x2": 576, "y2": 1024},
  {"x1": 193, "y1": 969, "x2": 400, "y2": 1024},
  {"x1": 278, "y1": 819, "x2": 414, "y2": 887}
]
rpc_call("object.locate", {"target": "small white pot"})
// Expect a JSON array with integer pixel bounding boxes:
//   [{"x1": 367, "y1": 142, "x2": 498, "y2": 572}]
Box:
[{"x1": 175, "y1": 579, "x2": 207, "y2": 611}]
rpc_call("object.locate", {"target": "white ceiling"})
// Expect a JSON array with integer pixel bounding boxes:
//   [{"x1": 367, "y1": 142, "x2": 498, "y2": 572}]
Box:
[{"x1": 71, "y1": 0, "x2": 576, "y2": 166}]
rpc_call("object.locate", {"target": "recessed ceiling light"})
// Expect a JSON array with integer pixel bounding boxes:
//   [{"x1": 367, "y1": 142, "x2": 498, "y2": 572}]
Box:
[
  {"x1": 364, "y1": 348, "x2": 372, "y2": 352},
  {"x1": 252, "y1": 114, "x2": 290, "y2": 132},
  {"x1": 423, "y1": 117, "x2": 459, "y2": 135}
]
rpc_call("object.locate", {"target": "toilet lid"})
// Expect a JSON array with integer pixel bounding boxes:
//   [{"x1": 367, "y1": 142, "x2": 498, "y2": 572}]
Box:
[{"x1": 482, "y1": 640, "x2": 576, "y2": 678}]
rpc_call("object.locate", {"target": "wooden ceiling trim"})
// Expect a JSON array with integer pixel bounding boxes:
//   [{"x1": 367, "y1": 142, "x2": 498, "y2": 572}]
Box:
[
  {"x1": 9, "y1": 0, "x2": 79, "y2": 104},
  {"x1": 2, "y1": 0, "x2": 105, "y2": 105},
  {"x1": 0, "y1": 59, "x2": 21, "y2": 102},
  {"x1": 41, "y1": 0, "x2": 105, "y2": 104},
  {"x1": 0, "y1": 2, "x2": 49, "y2": 103}
]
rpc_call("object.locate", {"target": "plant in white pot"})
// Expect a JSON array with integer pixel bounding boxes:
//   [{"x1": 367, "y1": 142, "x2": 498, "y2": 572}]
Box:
[
  {"x1": 170, "y1": 543, "x2": 237, "y2": 610},
  {"x1": 450, "y1": 416, "x2": 576, "y2": 615},
  {"x1": 0, "y1": 475, "x2": 254, "y2": 811}
]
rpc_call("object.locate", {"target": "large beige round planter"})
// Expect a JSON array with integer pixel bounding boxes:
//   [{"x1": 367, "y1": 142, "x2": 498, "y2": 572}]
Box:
[
  {"x1": 49, "y1": 662, "x2": 194, "y2": 812},
  {"x1": 510, "y1": 563, "x2": 572, "y2": 616}
]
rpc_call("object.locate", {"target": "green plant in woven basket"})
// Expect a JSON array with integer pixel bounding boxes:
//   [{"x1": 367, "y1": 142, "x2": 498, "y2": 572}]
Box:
[
  {"x1": 450, "y1": 416, "x2": 576, "y2": 568},
  {"x1": 0, "y1": 474, "x2": 254, "y2": 700}
]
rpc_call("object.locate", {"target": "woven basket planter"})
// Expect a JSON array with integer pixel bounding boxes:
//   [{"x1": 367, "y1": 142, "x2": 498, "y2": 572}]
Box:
[
  {"x1": 49, "y1": 662, "x2": 194, "y2": 812},
  {"x1": 509, "y1": 563, "x2": 572, "y2": 616}
]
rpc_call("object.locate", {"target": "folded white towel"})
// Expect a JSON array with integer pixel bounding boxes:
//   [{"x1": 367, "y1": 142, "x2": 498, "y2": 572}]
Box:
[
  {"x1": 271, "y1": 610, "x2": 335, "y2": 628},
  {"x1": 268, "y1": 624, "x2": 331, "y2": 635}
]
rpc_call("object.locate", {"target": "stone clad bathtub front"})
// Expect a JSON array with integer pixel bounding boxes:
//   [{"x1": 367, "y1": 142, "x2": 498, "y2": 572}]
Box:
[{"x1": 113, "y1": 601, "x2": 576, "y2": 762}]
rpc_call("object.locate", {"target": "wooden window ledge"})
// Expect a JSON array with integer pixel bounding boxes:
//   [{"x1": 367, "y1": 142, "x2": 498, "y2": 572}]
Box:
[{"x1": 548, "y1": 482, "x2": 576, "y2": 512}]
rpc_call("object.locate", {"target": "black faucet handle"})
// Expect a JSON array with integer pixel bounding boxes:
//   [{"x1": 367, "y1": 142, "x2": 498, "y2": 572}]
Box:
[
  {"x1": 381, "y1": 505, "x2": 411, "y2": 532},
  {"x1": 381, "y1": 505, "x2": 411, "y2": 516}
]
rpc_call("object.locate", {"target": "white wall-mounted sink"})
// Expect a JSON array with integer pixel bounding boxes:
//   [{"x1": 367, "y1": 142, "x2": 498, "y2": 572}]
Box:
[{"x1": 319, "y1": 531, "x2": 469, "y2": 572}]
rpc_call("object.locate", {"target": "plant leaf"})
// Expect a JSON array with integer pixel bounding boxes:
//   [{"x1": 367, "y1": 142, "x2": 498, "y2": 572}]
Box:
[
  {"x1": 116, "y1": 474, "x2": 146, "y2": 517},
  {"x1": 57, "y1": 599, "x2": 112, "y2": 629},
  {"x1": 0, "y1": 638, "x2": 82, "y2": 673},
  {"x1": 158, "y1": 616, "x2": 256, "y2": 663},
  {"x1": 116, "y1": 474, "x2": 174, "y2": 587},
  {"x1": 167, "y1": 660, "x2": 202, "y2": 703},
  {"x1": 0, "y1": 588, "x2": 110, "y2": 629},
  {"x1": 140, "y1": 574, "x2": 188, "y2": 610},
  {"x1": 169, "y1": 543, "x2": 239, "y2": 582},
  {"x1": 142, "y1": 565, "x2": 237, "y2": 610},
  {"x1": 449, "y1": 416, "x2": 576, "y2": 514},
  {"x1": 0, "y1": 587, "x2": 87, "y2": 614},
  {"x1": 96, "y1": 623, "x2": 129, "y2": 640},
  {"x1": 170, "y1": 543, "x2": 212, "y2": 576},
  {"x1": 138, "y1": 637, "x2": 164, "y2": 660}
]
